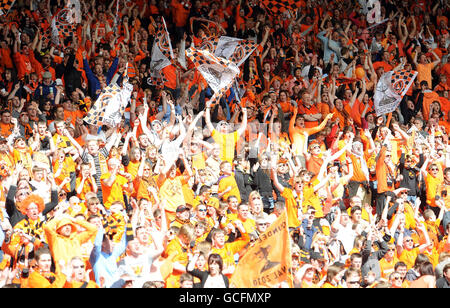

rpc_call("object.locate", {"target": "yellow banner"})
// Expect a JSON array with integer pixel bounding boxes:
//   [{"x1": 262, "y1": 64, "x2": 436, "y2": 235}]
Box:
[{"x1": 230, "y1": 210, "x2": 293, "y2": 288}]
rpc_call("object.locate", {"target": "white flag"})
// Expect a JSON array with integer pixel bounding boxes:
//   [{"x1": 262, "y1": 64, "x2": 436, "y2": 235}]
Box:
[
  {"x1": 374, "y1": 70, "x2": 417, "y2": 116},
  {"x1": 186, "y1": 47, "x2": 240, "y2": 94}
]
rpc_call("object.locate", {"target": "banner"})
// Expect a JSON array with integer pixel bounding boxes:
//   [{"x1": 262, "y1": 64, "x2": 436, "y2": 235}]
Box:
[
  {"x1": 84, "y1": 66, "x2": 133, "y2": 127},
  {"x1": 262, "y1": 0, "x2": 301, "y2": 15},
  {"x1": 186, "y1": 47, "x2": 240, "y2": 95},
  {"x1": 366, "y1": 0, "x2": 382, "y2": 24},
  {"x1": 0, "y1": 0, "x2": 15, "y2": 16},
  {"x1": 149, "y1": 17, "x2": 174, "y2": 85},
  {"x1": 230, "y1": 210, "x2": 293, "y2": 288},
  {"x1": 66, "y1": 0, "x2": 81, "y2": 24},
  {"x1": 374, "y1": 69, "x2": 417, "y2": 116}
]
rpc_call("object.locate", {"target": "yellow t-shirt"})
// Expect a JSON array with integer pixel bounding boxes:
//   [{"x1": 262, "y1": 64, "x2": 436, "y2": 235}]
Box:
[
  {"x1": 281, "y1": 188, "x2": 301, "y2": 229},
  {"x1": 159, "y1": 176, "x2": 186, "y2": 213},
  {"x1": 218, "y1": 174, "x2": 241, "y2": 204},
  {"x1": 211, "y1": 130, "x2": 239, "y2": 164},
  {"x1": 399, "y1": 247, "x2": 420, "y2": 269},
  {"x1": 303, "y1": 182, "x2": 324, "y2": 218}
]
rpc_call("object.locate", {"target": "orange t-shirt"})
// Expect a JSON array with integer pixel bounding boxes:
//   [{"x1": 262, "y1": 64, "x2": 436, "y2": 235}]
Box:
[
  {"x1": 416, "y1": 63, "x2": 434, "y2": 90},
  {"x1": 298, "y1": 103, "x2": 320, "y2": 128},
  {"x1": 75, "y1": 177, "x2": 97, "y2": 201},
  {"x1": 100, "y1": 173, "x2": 128, "y2": 209},
  {"x1": 162, "y1": 65, "x2": 177, "y2": 90}
]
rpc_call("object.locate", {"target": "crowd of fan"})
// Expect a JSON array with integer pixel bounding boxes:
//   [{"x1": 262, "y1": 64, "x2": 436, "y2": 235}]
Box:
[{"x1": 0, "y1": 0, "x2": 448, "y2": 288}]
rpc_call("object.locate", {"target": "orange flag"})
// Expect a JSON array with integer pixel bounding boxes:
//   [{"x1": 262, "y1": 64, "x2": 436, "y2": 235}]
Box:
[{"x1": 230, "y1": 210, "x2": 293, "y2": 288}]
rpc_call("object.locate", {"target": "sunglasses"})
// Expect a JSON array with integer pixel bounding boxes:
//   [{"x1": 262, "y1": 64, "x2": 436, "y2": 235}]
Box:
[{"x1": 198, "y1": 209, "x2": 207, "y2": 212}]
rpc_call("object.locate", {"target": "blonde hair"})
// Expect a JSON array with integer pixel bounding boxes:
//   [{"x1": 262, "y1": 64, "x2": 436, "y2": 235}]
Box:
[
  {"x1": 249, "y1": 190, "x2": 261, "y2": 201},
  {"x1": 178, "y1": 224, "x2": 195, "y2": 243},
  {"x1": 196, "y1": 241, "x2": 212, "y2": 256}
]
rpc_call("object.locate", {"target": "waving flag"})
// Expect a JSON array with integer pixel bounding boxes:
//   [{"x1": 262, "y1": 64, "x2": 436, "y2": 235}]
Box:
[
  {"x1": 198, "y1": 36, "x2": 219, "y2": 53},
  {"x1": 262, "y1": 0, "x2": 301, "y2": 15},
  {"x1": 0, "y1": 0, "x2": 15, "y2": 16},
  {"x1": 149, "y1": 17, "x2": 174, "y2": 86},
  {"x1": 374, "y1": 69, "x2": 417, "y2": 116},
  {"x1": 186, "y1": 47, "x2": 240, "y2": 95},
  {"x1": 84, "y1": 66, "x2": 133, "y2": 127},
  {"x1": 51, "y1": 4, "x2": 79, "y2": 45},
  {"x1": 198, "y1": 36, "x2": 257, "y2": 66},
  {"x1": 230, "y1": 210, "x2": 293, "y2": 288},
  {"x1": 215, "y1": 36, "x2": 259, "y2": 66}
]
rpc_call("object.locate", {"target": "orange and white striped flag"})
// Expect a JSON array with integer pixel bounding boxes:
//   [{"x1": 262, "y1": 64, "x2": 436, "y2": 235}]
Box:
[{"x1": 186, "y1": 46, "x2": 239, "y2": 96}]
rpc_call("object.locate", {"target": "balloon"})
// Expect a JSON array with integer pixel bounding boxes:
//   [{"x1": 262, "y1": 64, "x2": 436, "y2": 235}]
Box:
[{"x1": 355, "y1": 67, "x2": 366, "y2": 80}]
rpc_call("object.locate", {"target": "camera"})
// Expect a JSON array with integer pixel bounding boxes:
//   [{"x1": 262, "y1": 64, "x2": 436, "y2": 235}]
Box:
[{"x1": 442, "y1": 190, "x2": 447, "y2": 198}]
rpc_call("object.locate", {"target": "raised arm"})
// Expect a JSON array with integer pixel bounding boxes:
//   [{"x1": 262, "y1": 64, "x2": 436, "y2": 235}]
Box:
[{"x1": 236, "y1": 107, "x2": 248, "y2": 137}]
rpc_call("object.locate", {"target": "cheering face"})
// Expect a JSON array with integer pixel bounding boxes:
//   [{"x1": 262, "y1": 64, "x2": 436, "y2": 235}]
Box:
[
  {"x1": 196, "y1": 205, "x2": 208, "y2": 219},
  {"x1": 59, "y1": 225, "x2": 73, "y2": 237},
  {"x1": 136, "y1": 228, "x2": 150, "y2": 245},
  {"x1": 213, "y1": 232, "x2": 226, "y2": 248},
  {"x1": 37, "y1": 253, "x2": 52, "y2": 273},
  {"x1": 238, "y1": 205, "x2": 250, "y2": 220},
  {"x1": 128, "y1": 240, "x2": 143, "y2": 257},
  {"x1": 26, "y1": 203, "x2": 40, "y2": 220},
  {"x1": 295, "y1": 117, "x2": 305, "y2": 128},
  {"x1": 87, "y1": 140, "x2": 99, "y2": 155},
  {"x1": 37, "y1": 123, "x2": 48, "y2": 136},
  {"x1": 352, "y1": 142, "x2": 363, "y2": 156},
  {"x1": 250, "y1": 197, "x2": 263, "y2": 215},
  {"x1": 403, "y1": 236, "x2": 414, "y2": 250},
  {"x1": 194, "y1": 224, "x2": 206, "y2": 237},
  {"x1": 218, "y1": 122, "x2": 230, "y2": 134},
  {"x1": 228, "y1": 198, "x2": 239, "y2": 212},
  {"x1": 309, "y1": 144, "x2": 321, "y2": 155},
  {"x1": 429, "y1": 165, "x2": 439, "y2": 177},
  {"x1": 384, "y1": 151, "x2": 393, "y2": 164},
  {"x1": 151, "y1": 120, "x2": 162, "y2": 133},
  {"x1": 71, "y1": 260, "x2": 86, "y2": 282}
]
